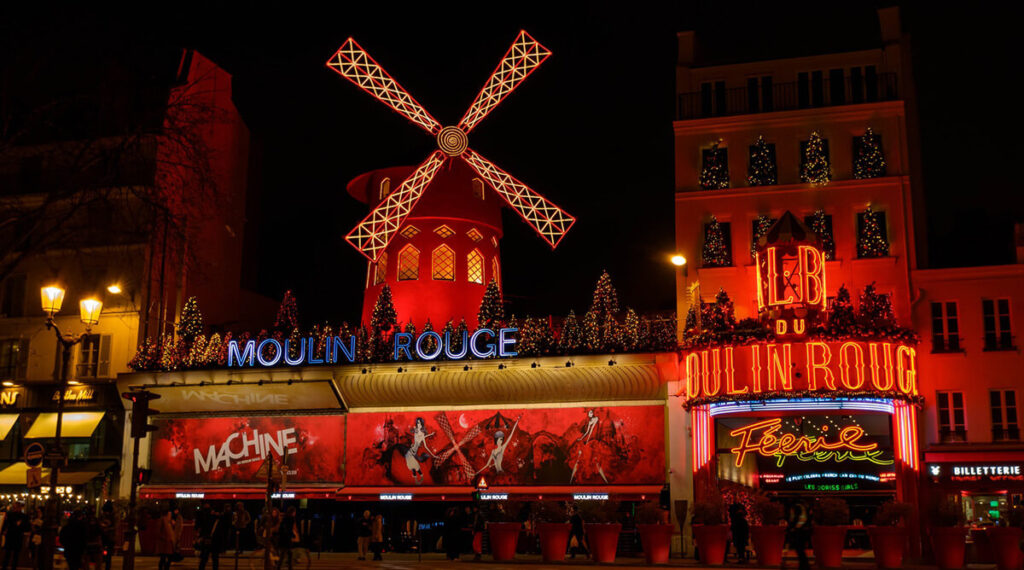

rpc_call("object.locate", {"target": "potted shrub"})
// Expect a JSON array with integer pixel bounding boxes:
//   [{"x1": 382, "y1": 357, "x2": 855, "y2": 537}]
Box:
[
  {"x1": 484, "y1": 502, "x2": 522, "y2": 561},
  {"x1": 577, "y1": 500, "x2": 623, "y2": 563},
  {"x1": 749, "y1": 496, "x2": 786, "y2": 567},
  {"x1": 535, "y1": 502, "x2": 571, "y2": 563},
  {"x1": 987, "y1": 508, "x2": 1024, "y2": 570},
  {"x1": 691, "y1": 498, "x2": 728, "y2": 566},
  {"x1": 636, "y1": 502, "x2": 673, "y2": 564},
  {"x1": 812, "y1": 497, "x2": 849, "y2": 569},
  {"x1": 929, "y1": 500, "x2": 967, "y2": 570},
  {"x1": 868, "y1": 501, "x2": 913, "y2": 569}
]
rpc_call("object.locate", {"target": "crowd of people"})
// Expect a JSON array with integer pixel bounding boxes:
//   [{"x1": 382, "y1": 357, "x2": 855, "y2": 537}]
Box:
[{"x1": 0, "y1": 500, "x2": 117, "y2": 570}]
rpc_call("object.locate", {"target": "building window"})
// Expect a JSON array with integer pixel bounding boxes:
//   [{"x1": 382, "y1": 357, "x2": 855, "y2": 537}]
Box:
[
  {"x1": 746, "y1": 76, "x2": 773, "y2": 113},
  {"x1": 700, "y1": 81, "x2": 727, "y2": 116},
  {"x1": 931, "y1": 302, "x2": 961, "y2": 353},
  {"x1": 373, "y1": 252, "x2": 388, "y2": 286},
  {"x1": 1, "y1": 275, "x2": 26, "y2": 318},
  {"x1": 991, "y1": 390, "x2": 1020, "y2": 442},
  {"x1": 76, "y1": 334, "x2": 111, "y2": 378},
  {"x1": 937, "y1": 391, "x2": 967, "y2": 443},
  {"x1": 466, "y1": 228, "x2": 483, "y2": 243},
  {"x1": 467, "y1": 250, "x2": 484, "y2": 284},
  {"x1": 492, "y1": 257, "x2": 500, "y2": 287},
  {"x1": 983, "y1": 299, "x2": 1014, "y2": 350},
  {"x1": 397, "y1": 245, "x2": 419, "y2": 281},
  {"x1": 378, "y1": 177, "x2": 391, "y2": 201},
  {"x1": 702, "y1": 219, "x2": 732, "y2": 268},
  {"x1": 399, "y1": 225, "x2": 420, "y2": 239},
  {"x1": 750, "y1": 216, "x2": 777, "y2": 258},
  {"x1": 0, "y1": 339, "x2": 27, "y2": 380},
  {"x1": 471, "y1": 178, "x2": 485, "y2": 200},
  {"x1": 829, "y1": 68, "x2": 845, "y2": 105},
  {"x1": 431, "y1": 245, "x2": 455, "y2": 281},
  {"x1": 433, "y1": 225, "x2": 455, "y2": 239},
  {"x1": 804, "y1": 212, "x2": 835, "y2": 261}
]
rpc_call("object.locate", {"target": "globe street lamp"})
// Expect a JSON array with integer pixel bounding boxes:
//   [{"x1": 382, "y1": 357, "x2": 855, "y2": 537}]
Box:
[{"x1": 38, "y1": 284, "x2": 102, "y2": 570}]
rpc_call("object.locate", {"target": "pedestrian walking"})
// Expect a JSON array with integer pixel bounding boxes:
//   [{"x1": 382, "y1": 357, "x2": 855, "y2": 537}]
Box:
[
  {"x1": 99, "y1": 502, "x2": 117, "y2": 570},
  {"x1": 370, "y1": 513, "x2": 384, "y2": 560},
  {"x1": 787, "y1": 501, "x2": 812, "y2": 570},
  {"x1": 197, "y1": 503, "x2": 222, "y2": 570},
  {"x1": 0, "y1": 502, "x2": 27, "y2": 570},
  {"x1": 60, "y1": 510, "x2": 87, "y2": 570},
  {"x1": 276, "y1": 507, "x2": 299, "y2": 570},
  {"x1": 568, "y1": 506, "x2": 587, "y2": 559},
  {"x1": 232, "y1": 502, "x2": 251, "y2": 554},
  {"x1": 729, "y1": 502, "x2": 750, "y2": 562},
  {"x1": 470, "y1": 505, "x2": 485, "y2": 561},
  {"x1": 356, "y1": 510, "x2": 372, "y2": 560},
  {"x1": 155, "y1": 509, "x2": 176, "y2": 570}
]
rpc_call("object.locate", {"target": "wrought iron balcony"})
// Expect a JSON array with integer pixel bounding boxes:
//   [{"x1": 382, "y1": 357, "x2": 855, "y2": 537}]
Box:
[{"x1": 677, "y1": 73, "x2": 899, "y2": 120}]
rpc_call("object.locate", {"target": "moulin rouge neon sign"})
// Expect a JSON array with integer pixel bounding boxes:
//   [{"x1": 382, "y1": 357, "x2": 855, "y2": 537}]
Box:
[
  {"x1": 227, "y1": 328, "x2": 518, "y2": 368},
  {"x1": 729, "y1": 417, "x2": 893, "y2": 467}
]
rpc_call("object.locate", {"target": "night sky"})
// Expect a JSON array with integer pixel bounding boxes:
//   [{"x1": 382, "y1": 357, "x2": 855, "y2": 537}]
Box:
[{"x1": 6, "y1": 2, "x2": 1023, "y2": 326}]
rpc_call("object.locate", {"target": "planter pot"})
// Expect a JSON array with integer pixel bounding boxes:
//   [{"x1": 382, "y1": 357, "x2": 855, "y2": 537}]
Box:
[
  {"x1": 537, "y1": 522, "x2": 571, "y2": 562},
  {"x1": 586, "y1": 523, "x2": 622, "y2": 563},
  {"x1": 637, "y1": 523, "x2": 673, "y2": 564},
  {"x1": 487, "y1": 522, "x2": 521, "y2": 561},
  {"x1": 930, "y1": 527, "x2": 967, "y2": 570},
  {"x1": 693, "y1": 524, "x2": 729, "y2": 566},
  {"x1": 986, "y1": 527, "x2": 1023, "y2": 570},
  {"x1": 868, "y1": 526, "x2": 907, "y2": 569},
  {"x1": 750, "y1": 525, "x2": 786, "y2": 567},
  {"x1": 812, "y1": 526, "x2": 847, "y2": 569}
]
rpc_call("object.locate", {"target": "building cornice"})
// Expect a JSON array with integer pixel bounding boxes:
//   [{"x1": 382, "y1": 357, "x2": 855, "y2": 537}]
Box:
[
  {"x1": 912, "y1": 265, "x2": 1024, "y2": 283},
  {"x1": 674, "y1": 176, "x2": 909, "y2": 203},
  {"x1": 672, "y1": 100, "x2": 905, "y2": 134}
]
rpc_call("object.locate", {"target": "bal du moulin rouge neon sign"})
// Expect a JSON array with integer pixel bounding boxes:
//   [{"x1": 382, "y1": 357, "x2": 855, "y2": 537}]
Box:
[{"x1": 227, "y1": 328, "x2": 518, "y2": 368}]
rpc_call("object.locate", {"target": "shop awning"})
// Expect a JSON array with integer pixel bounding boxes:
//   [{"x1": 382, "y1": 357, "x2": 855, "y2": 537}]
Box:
[
  {"x1": 24, "y1": 412, "x2": 104, "y2": 439},
  {"x1": 0, "y1": 414, "x2": 19, "y2": 440},
  {"x1": 139, "y1": 486, "x2": 339, "y2": 500},
  {"x1": 0, "y1": 461, "x2": 112, "y2": 486},
  {"x1": 336, "y1": 485, "x2": 664, "y2": 501}
]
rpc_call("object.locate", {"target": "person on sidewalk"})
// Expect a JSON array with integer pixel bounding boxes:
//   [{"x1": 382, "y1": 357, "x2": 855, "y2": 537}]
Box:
[
  {"x1": 568, "y1": 506, "x2": 587, "y2": 559},
  {"x1": 370, "y1": 513, "x2": 384, "y2": 560},
  {"x1": 276, "y1": 507, "x2": 299, "y2": 570},
  {"x1": 356, "y1": 510, "x2": 372, "y2": 560},
  {"x1": 787, "y1": 500, "x2": 812, "y2": 570},
  {"x1": 0, "y1": 502, "x2": 28, "y2": 570},
  {"x1": 729, "y1": 502, "x2": 750, "y2": 563},
  {"x1": 99, "y1": 502, "x2": 117, "y2": 570}
]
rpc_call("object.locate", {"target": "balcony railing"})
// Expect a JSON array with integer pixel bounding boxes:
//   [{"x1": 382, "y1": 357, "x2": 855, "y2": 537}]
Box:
[
  {"x1": 677, "y1": 73, "x2": 899, "y2": 120},
  {"x1": 983, "y1": 333, "x2": 1017, "y2": 352},
  {"x1": 932, "y1": 336, "x2": 964, "y2": 354},
  {"x1": 939, "y1": 428, "x2": 968, "y2": 444},
  {"x1": 993, "y1": 426, "x2": 1021, "y2": 442}
]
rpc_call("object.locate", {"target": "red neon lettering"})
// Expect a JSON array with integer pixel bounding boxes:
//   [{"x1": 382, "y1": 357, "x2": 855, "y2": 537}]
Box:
[
  {"x1": 800, "y1": 245, "x2": 826, "y2": 308},
  {"x1": 729, "y1": 418, "x2": 879, "y2": 467},
  {"x1": 766, "y1": 248, "x2": 795, "y2": 305},
  {"x1": 839, "y1": 342, "x2": 866, "y2": 390},
  {"x1": 685, "y1": 353, "x2": 700, "y2": 399},
  {"x1": 724, "y1": 347, "x2": 745, "y2": 395},
  {"x1": 775, "y1": 319, "x2": 787, "y2": 335},
  {"x1": 806, "y1": 342, "x2": 835, "y2": 390},
  {"x1": 766, "y1": 343, "x2": 793, "y2": 391},
  {"x1": 705, "y1": 348, "x2": 721, "y2": 396},
  {"x1": 750, "y1": 345, "x2": 763, "y2": 393},
  {"x1": 793, "y1": 318, "x2": 806, "y2": 335},
  {"x1": 896, "y1": 345, "x2": 917, "y2": 395},
  {"x1": 755, "y1": 251, "x2": 765, "y2": 311}
]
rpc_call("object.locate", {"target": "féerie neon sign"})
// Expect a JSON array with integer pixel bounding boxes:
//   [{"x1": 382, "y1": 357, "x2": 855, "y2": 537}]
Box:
[
  {"x1": 227, "y1": 328, "x2": 518, "y2": 368},
  {"x1": 729, "y1": 417, "x2": 891, "y2": 467}
]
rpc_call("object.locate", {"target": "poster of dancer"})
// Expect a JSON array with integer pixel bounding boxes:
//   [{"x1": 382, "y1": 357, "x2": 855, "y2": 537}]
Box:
[{"x1": 346, "y1": 405, "x2": 664, "y2": 486}]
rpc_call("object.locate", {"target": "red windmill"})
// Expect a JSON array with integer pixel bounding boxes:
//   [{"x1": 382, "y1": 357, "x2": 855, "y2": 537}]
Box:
[{"x1": 327, "y1": 31, "x2": 575, "y2": 329}]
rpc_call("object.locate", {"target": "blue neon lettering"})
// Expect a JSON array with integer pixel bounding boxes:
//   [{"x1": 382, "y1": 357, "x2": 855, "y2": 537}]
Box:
[
  {"x1": 228, "y1": 340, "x2": 256, "y2": 367},
  {"x1": 307, "y1": 337, "x2": 323, "y2": 364},
  {"x1": 469, "y1": 329, "x2": 496, "y2": 358},
  {"x1": 415, "y1": 331, "x2": 443, "y2": 360},
  {"x1": 283, "y1": 338, "x2": 305, "y2": 366},
  {"x1": 499, "y1": 328, "x2": 518, "y2": 358},
  {"x1": 444, "y1": 330, "x2": 469, "y2": 359},
  {"x1": 257, "y1": 339, "x2": 282, "y2": 366},
  {"x1": 393, "y1": 333, "x2": 413, "y2": 360},
  {"x1": 333, "y1": 336, "x2": 356, "y2": 363}
]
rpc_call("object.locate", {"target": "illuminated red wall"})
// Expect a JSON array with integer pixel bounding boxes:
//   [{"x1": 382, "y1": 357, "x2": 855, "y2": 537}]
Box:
[
  {"x1": 349, "y1": 161, "x2": 503, "y2": 329},
  {"x1": 346, "y1": 405, "x2": 665, "y2": 487},
  {"x1": 149, "y1": 415, "x2": 346, "y2": 484}
]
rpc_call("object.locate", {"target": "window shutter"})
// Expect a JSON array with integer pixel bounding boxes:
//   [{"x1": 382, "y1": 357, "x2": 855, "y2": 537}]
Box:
[
  {"x1": 16, "y1": 338, "x2": 29, "y2": 379},
  {"x1": 98, "y1": 335, "x2": 112, "y2": 378}
]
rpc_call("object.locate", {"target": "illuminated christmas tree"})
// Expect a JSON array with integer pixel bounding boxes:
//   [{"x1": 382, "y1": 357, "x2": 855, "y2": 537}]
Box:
[
  {"x1": 177, "y1": 296, "x2": 203, "y2": 343},
  {"x1": 274, "y1": 290, "x2": 299, "y2": 332},
  {"x1": 601, "y1": 312, "x2": 622, "y2": 352},
  {"x1": 519, "y1": 316, "x2": 541, "y2": 357},
  {"x1": 639, "y1": 316, "x2": 653, "y2": 349},
  {"x1": 704, "y1": 288, "x2": 736, "y2": 332},
  {"x1": 589, "y1": 271, "x2": 620, "y2": 317},
  {"x1": 187, "y1": 334, "x2": 207, "y2": 368},
  {"x1": 128, "y1": 338, "x2": 161, "y2": 371},
  {"x1": 287, "y1": 327, "x2": 302, "y2": 360},
  {"x1": 454, "y1": 318, "x2": 469, "y2": 353},
  {"x1": 652, "y1": 314, "x2": 679, "y2": 350},
  {"x1": 370, "y1": 285, "x2": 398, "y2": 336},
  {"x1": 699, "y1": 140, "x2": 730, "y2": 190},
  {"x1": 582, "y1": 310, "x2": 601, "y2": 352},
  {"x1": 477, "y1": 278, "x2": 504, "y2": 330},
  {"x1": 858, "y1": 282, "x2": 896, "y2": 332},
  {"x1": 750, "y1": 215, "x2": 776, "y2": 258},
  {"x1": 159, "y1": 335, "x2": 179, "y2": 371},
  {"x1": 420, "y1": 319, "x2": 437, "y2": 354},
  {"x1": 747, "y1": 135, "x2": 777, "y2": 186},
  {"x1": 857, "y1": 206, "x2": 888, "y2": 258},
  {"x1": 800, "y1": 131, "x2": 831, "y2": 186},
  {"x1": 623, "y1": 308, "x2": 640, "y2": 351},
  {"x1": 703, "y1": 216, "x2": 730, "y2": 267},
  {"x1": 204, "y1": 333, "x2": 222, "y2": 367},
  {"x1": 558, "y1": 310, "x2": 582, "y2": 354},
  {"x1": 809, "y1": 209, "x2": 836, "y2": 260},
  {"x1": 355, "y1": 326, "x2": 371, "y2": 362},
  {"x1": 827, "y1": 285, "x2": 857, "y2": 337},
  {"x1": 215, "y1": 332, "x2": 232, "y2": 366},
  {"x1": 854, "y1": 127, "x2": 886, "y2": 179},
  {"x1": 441, "y1": 320, "x2": 456, "y2": 359},
  {"x1": 684, "y1": 305, "x2": 698, "y2": 332},
  {"x1": 404, "y1": 320, "x2": 416, "y2": 335}
]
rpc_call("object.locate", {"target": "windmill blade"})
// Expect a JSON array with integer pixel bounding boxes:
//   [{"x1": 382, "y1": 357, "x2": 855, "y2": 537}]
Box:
[
  {"x1": 457, "y1": 31, "x2": 551, "y2": 134},
  {"x1": 345, "y1": 151, "x2": 447, "y2": 261},
  {"x1": 462, "y1": 149, "x2": 575, "y2": 249},
  {"x1": 327, "y1": 38, "x2": 442, "y2": 135}
]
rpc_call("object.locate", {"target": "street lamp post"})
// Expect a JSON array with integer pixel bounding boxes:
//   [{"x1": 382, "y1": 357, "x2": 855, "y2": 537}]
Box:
[{"x1": 38, "y1": 285, "x2": 102, "y2": 570}]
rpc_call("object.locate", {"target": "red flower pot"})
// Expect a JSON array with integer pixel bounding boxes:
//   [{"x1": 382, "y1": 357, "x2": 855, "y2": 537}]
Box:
[
  {"x1": 585, "y1": 523, "x2": 622, "y2": 563},
  {"x1": 537, "y1": 522, "x2": 571, "y2": 563},
  {"x1": 868, "y1": 526, "x2": 907, "y2": 569},
  {"x1": 750, "y1": 525, "x2": 786, "y2": 567},
  {"x1": 930, "y1": 527, "x2": 967, "y2": 570},
  {"x1": 487, "y1": 522, "x2": 521, "y2": 561},
  {"x1": 637, "y1": 523, "x2": 673, "y2": 564},
  {"x1": 986, "y1": 527, "x2": 1023, "y2": 570},
  {"x1": 812, "y1": 526, "x2": 847, "y2": 569},
  {"x1": 693, "y1": 524, "x2": 729, "y2": 566}
]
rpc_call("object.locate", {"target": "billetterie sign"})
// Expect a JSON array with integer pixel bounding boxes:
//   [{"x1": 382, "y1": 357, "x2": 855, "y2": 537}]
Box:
[{"x1": 228, "y1": 327, "x2": 518, "y2": 368}]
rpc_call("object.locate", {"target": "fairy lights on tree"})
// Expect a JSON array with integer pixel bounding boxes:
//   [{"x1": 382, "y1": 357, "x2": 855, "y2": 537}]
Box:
[
  {"x1": 559, "y1": 310, "x2": 582, "y2": 354},
  {"x1": 808, "y1": 209, "x2": 836, "y2": 261},
  {"x1": 857, "y1": 205, "x2": 888, "y2": 258},
  {"x1": 854, "y1": 127, "x2": 886, "y2": 179},
  {"x1": 700, "y1": 140, "x2": 730, "y2": 190},
  {"x1": 477, "y1": 278, "x2": 504, "y2": 330},
  {"x1": 703, "y1": 216, "x2": 730, "y2": 267},
  {"x1": 274, "y1": 290, "x2": 299, "y2": 332},
  {"x1": 747, "y1": 136, "x2": 776, "y2": 186},
  {"x1": 623, "y1": 308, "x2": 640, "y2": 351},
  {"x1": 801, "y1": 131, "x2": 832, "y2": 186},
  {"x1": 589, "y1": 270, "x2": 619, "y2": 317},
  {"x1": 177, "y1": 296, "x2": 203, "y2": 344},
  {"x1": 750, "y1": 215, "x2": 776, "y2": 258},
  {"x1": 858, "y1": 282, "x2": 896, "y2": 331}
]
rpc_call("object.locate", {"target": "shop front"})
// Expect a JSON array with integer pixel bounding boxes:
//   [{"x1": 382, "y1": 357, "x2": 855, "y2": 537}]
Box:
[{"x1": 924, "y1": 454, "x2": 1024, "y2": 525}]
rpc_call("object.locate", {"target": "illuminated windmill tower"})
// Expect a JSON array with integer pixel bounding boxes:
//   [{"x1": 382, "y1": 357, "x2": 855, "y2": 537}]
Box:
[{"x1": 328, "y1": 32, "x2": 575, "y2": 329}]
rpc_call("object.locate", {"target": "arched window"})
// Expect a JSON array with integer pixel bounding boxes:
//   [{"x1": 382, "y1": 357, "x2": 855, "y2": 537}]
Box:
[
  {"x1": 373, "y1": 252, "x2": 388, "y2": 285},
  {"x1": 397, "y1": 245, "x2": 419, "y2": 281},
  {"x1": 378, "y1": 177, "x2": 391, "y2": 201},
  {"x1": 492, "y1": 257, "x2": 501, "y2": 287},
  {"x1": 432, "y1": 245, "x2": 455, "y2": 280},
  {"x1": 467, "y1": 250, "x2": 484, "y2": 284}
]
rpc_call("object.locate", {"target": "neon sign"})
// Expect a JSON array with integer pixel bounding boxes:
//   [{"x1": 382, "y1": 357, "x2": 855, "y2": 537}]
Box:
[
  {"x1": 728, "y1": 418, "x2": 892, "y2": 468},
  {"x1": 228, "y1": 328, "x2": 518, "y2": 367},
  {"x1": 683, "y1": 340, "x2": 918, "y2": 402}
]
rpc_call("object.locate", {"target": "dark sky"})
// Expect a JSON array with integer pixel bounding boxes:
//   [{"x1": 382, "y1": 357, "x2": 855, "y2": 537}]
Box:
[{"x1": 6, "y1": 2, "x2": 1024, "y2": 326}]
